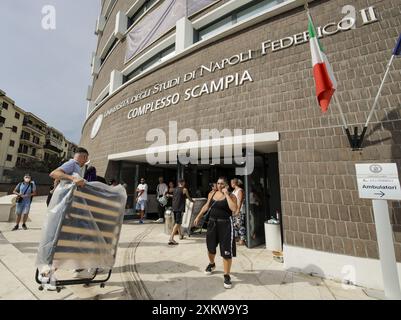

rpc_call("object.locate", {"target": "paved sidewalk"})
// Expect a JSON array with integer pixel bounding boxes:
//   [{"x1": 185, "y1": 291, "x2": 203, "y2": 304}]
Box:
[{"x1": 0, "y1": 197, "x2": 380, "y2": 300}]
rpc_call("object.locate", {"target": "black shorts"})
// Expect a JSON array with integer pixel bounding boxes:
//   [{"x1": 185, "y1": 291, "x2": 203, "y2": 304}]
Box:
[
  {"x1": 173, "y1": 211, "x2": 183, "y2": 225},
  {"x1": 206, "y1": 217, "x2": 236, "y2": 259}
]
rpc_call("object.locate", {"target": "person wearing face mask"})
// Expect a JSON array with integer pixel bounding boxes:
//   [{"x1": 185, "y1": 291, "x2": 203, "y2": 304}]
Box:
[{"x1": 12, "y1": 173, "x2": 37, "y2": 231}]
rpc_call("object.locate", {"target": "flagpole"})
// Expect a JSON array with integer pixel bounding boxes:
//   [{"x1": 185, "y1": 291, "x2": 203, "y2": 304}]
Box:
[
  {"x1": 364, "y1": 55, "x2": 396, "y2": 128},
  {"x1": 357, "y1": 34, "x2": 401, "y2": 148},
  {"x1": 305, "y1": 1, "x2": 349, "y2": 131},
  {"x1": 333, "y1": 93, "x2": 349, "y2": 130}
]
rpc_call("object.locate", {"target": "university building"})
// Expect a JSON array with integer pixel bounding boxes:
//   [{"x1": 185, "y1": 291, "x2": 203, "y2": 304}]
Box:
[{"x1": 80, "y1": 0, "x2": 401, "y2": 290}]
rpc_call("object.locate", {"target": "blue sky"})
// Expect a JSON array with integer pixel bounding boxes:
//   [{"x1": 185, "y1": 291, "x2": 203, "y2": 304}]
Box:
[{"x1": 0, "y1": 0, "x2": 100, "y2": 144}]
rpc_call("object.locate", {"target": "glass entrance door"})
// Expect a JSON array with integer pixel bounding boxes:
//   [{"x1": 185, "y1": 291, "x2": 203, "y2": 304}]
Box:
[{"x1": 244, "y1": 153, "x2": 281, "y2": 248}]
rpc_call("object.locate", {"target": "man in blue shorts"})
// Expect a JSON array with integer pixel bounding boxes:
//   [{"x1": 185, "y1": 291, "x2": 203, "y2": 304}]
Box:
[{"x1": 12, "y1": 173, "x2": 37, "y2": 230}]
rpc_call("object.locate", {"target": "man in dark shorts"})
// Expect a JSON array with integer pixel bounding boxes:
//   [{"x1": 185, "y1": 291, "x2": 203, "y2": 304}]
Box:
[{"x1": 168, "y1": 180, "x2": 193, "y2": 245}]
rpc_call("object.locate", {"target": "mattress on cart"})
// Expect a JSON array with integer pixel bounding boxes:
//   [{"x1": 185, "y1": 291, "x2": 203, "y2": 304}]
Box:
[{"x1": 36, "y1": 180, "x2": 127, "y2": 270}]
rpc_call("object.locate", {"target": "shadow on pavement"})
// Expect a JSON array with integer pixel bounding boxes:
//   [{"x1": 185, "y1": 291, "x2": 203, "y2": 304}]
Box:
[{"x1": 111, "y1": 260, "x2": 199, "y2": 274}]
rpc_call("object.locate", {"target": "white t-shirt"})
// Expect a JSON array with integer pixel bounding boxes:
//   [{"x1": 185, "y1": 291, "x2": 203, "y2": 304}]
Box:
[
  {"x1": 157, "y1": 183, "x2": 168, "y2": 197},
  {"x1": 137, "y1": 183, "x2": 148, "y2": 201}
]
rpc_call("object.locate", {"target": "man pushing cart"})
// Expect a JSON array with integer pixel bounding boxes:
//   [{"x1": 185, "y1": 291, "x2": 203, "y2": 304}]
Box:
[{"x1": 35, "y1": 148, "x2": 127, "y2": 291}]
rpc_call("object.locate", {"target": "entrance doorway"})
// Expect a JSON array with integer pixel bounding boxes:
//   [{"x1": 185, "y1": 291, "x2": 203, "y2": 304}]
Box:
[
  {"x1": 112, "y1": 152, "x2": 281, "y2": 249},
  {"x1": 244, "y1": 153, "x2": 281, "y2": 248},
  {"x1": 107, "y1": 131, "x2": 281, "y2": 248}
]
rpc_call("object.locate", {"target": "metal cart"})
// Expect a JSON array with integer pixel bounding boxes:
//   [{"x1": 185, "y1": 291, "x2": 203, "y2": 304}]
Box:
[{"x1": 35, "y1": 181, "x2": 127, "y2": 292}]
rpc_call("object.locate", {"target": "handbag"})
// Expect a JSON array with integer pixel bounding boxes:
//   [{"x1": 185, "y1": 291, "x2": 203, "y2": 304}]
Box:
[
  {"x1": 198, "y1": 191, "x2": 217, "y2": 226},
  {"x1": 158, "y1": 195, "x2": 168, "y2": 207},
  {"x1": 16, "y1": 182, "x2": 32, "y2": 203}
]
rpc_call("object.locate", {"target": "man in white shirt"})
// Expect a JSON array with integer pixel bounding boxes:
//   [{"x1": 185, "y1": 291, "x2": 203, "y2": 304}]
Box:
[
  {"x1": 155, "y1": 176, "x2": 168, "y2": 223},
  {"x1": 136, "y1": 178, "x2": 148, "y2": 224}
]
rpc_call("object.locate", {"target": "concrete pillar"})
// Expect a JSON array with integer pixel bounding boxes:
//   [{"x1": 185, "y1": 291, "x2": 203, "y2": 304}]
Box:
[
  {"x1": 114, "y1": 11, "x2": 128, "y2": 40},
  {"x1": 109, "y1": 69, "x2": 123, "y2": 94}
]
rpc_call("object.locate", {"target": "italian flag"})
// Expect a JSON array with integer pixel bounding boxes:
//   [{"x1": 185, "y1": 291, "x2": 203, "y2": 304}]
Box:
[{"x1": 308, "y1": 14, "x2": 337, "y2": 112}]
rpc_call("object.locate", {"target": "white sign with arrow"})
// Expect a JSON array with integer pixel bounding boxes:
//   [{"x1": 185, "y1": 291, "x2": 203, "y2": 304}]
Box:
[
  {"x1": 355, "y1": 163, "x2": 401, "y2": 300},
  {"x1": 355, "y1": 163, "x2": 401, "y2": 200}
]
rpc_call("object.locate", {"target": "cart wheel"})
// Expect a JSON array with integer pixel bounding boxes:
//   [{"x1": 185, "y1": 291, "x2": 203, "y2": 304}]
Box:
[
  {"x1": 100, "y1": 283, "x2": 105, "y2": 288},
  {"x1": 38, "y1": 285, "x2": 44, "y2": 291}
]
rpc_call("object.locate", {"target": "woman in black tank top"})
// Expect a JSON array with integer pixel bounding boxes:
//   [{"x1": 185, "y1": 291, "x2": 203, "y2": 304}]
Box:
[{"x1": 194, "y1": 177, "x2": 238, "y2": 289}]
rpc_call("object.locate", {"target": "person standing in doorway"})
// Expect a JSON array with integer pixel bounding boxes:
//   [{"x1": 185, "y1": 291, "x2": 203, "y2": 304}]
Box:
[
  {"x1": 168, "y1": 179, "x2": 193, "y2": 245},
  {"x1": 155, "y1": 176, "x2": 168, "y2": 223},
  {"x1": 12, "y1": 174, "x2": 37, "y2": 230},
  {"x1": 231, "y1": 178, "x2": 246, "y2": 245},
  {"x1": 136, "y1": 178, "x2": 148, "y2": 224},
  {"x1": 210, "y1": 182, "x2": 218, "y2": 193},
  {"x1": 165, "y1": 181, "x2": 175, "y2": 208},
  {"x1": 194, "y1": 177, "x2": 237, "y2": 289}
]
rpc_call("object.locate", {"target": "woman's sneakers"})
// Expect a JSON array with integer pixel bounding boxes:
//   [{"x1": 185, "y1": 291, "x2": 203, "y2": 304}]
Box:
[
  {"x1": 223, "y1": 274, "x2": 232, "y2": 289},
  {"x1": 204, "y1": 263, "x2": 216, "y2": 275}
]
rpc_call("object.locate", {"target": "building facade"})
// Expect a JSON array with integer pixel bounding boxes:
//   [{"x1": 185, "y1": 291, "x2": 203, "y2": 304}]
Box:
[
  {"x1": 80, "y1": 0, "x2": 401, "y2": 290},
  {"x1": 0, "y1": 90, "x2": 24, "y2": 175},
  {"x1": 18, "y1": 113, "x2": 47, "y2": 166},
  {"x1": 0, "y1": 90, "x2": 78, "y2": 179}
]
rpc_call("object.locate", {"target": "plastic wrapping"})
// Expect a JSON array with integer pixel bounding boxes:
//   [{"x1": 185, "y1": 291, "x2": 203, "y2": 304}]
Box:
[{"x1": 36, "y1": 180, "x2": 127, "y2": 271}]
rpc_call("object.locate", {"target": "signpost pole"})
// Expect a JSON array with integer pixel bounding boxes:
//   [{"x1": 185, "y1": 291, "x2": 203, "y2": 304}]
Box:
[{"x1": 372, "y1": 199, "x2": 401, "y2": 300}]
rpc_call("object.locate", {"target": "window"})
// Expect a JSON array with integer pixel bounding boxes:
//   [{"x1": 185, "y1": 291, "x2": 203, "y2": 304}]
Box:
[
  {"x1": 237, "y1": 0, "x2": 283, "y2": 22},
  {"x1": 127, "y1": 0, "x2": 158, "y2": 29},
  {"x1": 19, "y1": 145, "x2": 28, "y2": 154},
  {"x1": 32, "y1": 148, "x2": 36, "y2": 156},
  {"x1": 21, "y1": 131, "x2": 30, "y2": 140},
  {"x1": 0, "y1": 132, "x2": 2, "y2": 140},
  {"x1": 197, "y1": 0, "x2": 286, "y2": 41},
  {"x1": 12, "y1": 126, "x2": 17, "y2": 133},
  {"x1": 100, "y1": 38, "x2": 118, "y2": 65},
  {"x1": 198, "y1": 16, "x2": 233, "y2": 41},
  {"x1": 9, "y1": 140, "x2": 15, "y2": 147},
  {"x1": 2, "y1": 102, "x2": 8, "y2": 110},
  {"x1": 33, "y1": 136, "x2": 40, "y2": 145},
  {"x1": 124, "y1": 44, "x2": 175, "y2": 83},
  {"x1": 15, "y1": 112, "x2": 20, "y2": 119},
  {"x1": 6, "y1": 154, "x2": 12, "y2": 162}
]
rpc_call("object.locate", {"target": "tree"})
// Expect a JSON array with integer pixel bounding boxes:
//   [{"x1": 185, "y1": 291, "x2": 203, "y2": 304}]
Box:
[{"x1": 17, "y1": 154, "x2": 64, "y2": 173}]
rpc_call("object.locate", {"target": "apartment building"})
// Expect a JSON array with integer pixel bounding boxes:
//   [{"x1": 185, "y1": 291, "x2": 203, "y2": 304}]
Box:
[{"x1": 0, "y1": 90, "x2": 78, "y2": 176}]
